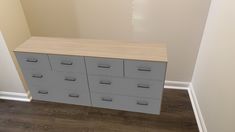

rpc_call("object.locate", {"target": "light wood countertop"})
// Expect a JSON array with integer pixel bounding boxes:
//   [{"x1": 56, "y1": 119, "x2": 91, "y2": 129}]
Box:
[{"x1": 14, "y1": 37, "x2": 167, "y2": 62}]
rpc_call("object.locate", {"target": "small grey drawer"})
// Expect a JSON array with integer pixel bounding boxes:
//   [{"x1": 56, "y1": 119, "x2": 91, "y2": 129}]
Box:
[
  {"x1": 91, "y1": 93, "x2": 123, "y2": 110},
  {"x1": 23, "y1": 70, "x2": 54, "y2": 87},
  {"x1": 49, "y1": 55, "x2": 86, "y2": 73},
  {"x1": 91, "y1": 92, "x2": 161, "y2": 114},
  {"x1": 122, "y1": 96, "x2": 161, "y2": 114},
  {"x1": 125, "y1": 60, "x2": 167, "y2": 80},
  {"x1": 85, "y1": 57, "x2": 123, "y2": 77},
  {"x1": 89, "y1": 75, "x2": 164, "y2": 99},
  {"x1": 30, "y1": 85, "x2": 54, "y2": 102},
  {"x1": 53, "y1": 72, "x2": 89, "y2": 92},
  {"x1": 53, "y1": 88, "x2": 91, "y2": 106},
  {"x1": 15, "y1": 52, "x2": 51, "y2": 71}
]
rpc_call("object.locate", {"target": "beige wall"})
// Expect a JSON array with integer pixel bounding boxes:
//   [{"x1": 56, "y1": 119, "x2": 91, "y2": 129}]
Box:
[
  {"x1": 0, "y1": 0, "x2": 31, "y2": 93},
  {"x1": 192, "y1": 0, "x2": 235, "y2": 131},
  {"x1": 21, "y1": 0, "x2": 211, "y2": 82}
]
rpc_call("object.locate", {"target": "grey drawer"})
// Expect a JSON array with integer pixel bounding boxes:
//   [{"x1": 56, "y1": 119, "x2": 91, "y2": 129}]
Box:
[
  {"x1": 53, "y1": 72, "x2": 89, "y2": 93},
  {"x1": 49, "y1": 55, "x2": 86, "y2": 73},
  {"x1": 53, "y1": 88, "x2": 91, "y2": 106},
  {"x1": 125, "y1": 60, "x2": 167, "y2": 81},
  {"x1": 88, "y1": 76, "x2": 164, "y2": 99},
  {"x1": 15, "y1": 52, "x2": 51, "y2": 71},
  {"x1": 91, "y1": 92, "x2": 161, "y2": 114},
  {"x1": 85, "y1": 57, "x2": 123, "y2": 77},
  {"x1": 23, "y1": 70, "x2": 54, "y2": 87},
  {"x1": 30, "y1": 85, "x2": 55, "y2": 102}
]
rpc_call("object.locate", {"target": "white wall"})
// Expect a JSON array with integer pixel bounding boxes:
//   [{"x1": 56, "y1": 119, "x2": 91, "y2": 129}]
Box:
[
  {"x1": 0, "y1": 0, "x2": 31, "y2": 93},
  {"x1": 21, "y1": 0, "x2": 211, "y2": 82},
  {"x1": 0, "y1": 32, "x2": 25, "y2": 93},
  {"x1": 192, "y1": 0, "x2": 235, "y2": 131}
]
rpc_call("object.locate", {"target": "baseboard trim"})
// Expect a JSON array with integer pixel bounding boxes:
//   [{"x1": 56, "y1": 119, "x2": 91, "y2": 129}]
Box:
[
  {"x1": 164, "y1": 80, "x2": 206, "y2": 132},
  {"x1": 164, "y1": 80, "x2": 190, "y2": 90},
  {"x1": 0, "y1": 81, "x2": 206, "y2": 131},
  {"x1": 0, "y1": 91, "x2": 31, "y2": 102},
  {"x1": 188, "y1": 83, "x2": 207, "y2": 132}
]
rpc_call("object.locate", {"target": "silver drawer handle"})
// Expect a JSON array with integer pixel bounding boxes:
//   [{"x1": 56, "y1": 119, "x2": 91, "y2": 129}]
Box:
[
  {"x1": 38, "y1": 90, "x2": 48, "y2": 95},
  {"x1": 64, "y1": 77, "x2": 77, "y2": 82},
  {"x1": 99, "y1": 80, "x2": 112, "y2": 85},
  {"x1": 32, "y1": 74, "x2": 43, "y2": 78},
  {"x1": 68, "y1": 94, "x2": 79, "y2": 98},
  {"x1": 25, "y1": 58, "x2": 38, "y2": 63},
  {"x1": 137, "y1": 100, "x2": 149, "y2": 106},
  {"x1": 137, "y1": 84, "x2": 150, "y2": 89},
  {"x1": 101, "y1": 97, "x2": 113, "y2": 102},
  {"x1": 60, "y1": 60, "x2": 73, "y2": 65},
  {"x1": 137, "y1": 67, "x2": 151, "y2": 72},
  {"x1": 97, "y1": 64, "x2": 111, "y2": 69}
]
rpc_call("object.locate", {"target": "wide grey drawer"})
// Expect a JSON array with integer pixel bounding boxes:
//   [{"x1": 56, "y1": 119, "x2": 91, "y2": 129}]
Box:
[
  {"x1": 15, "y1": 52, "x2": 51, "y2": 71},
  {"x1": 91, "y1": 92, "x2": 161, "y2": 114},
  {"x1": 49, "y1": 55, "x2": 86, "y2": 73},
  {"x1": 125, "y1": 60, "x2": 167, "y2": 81},
  {"x1": 88, "y1": 76, "x2": 164, "y2": 99},
  {"x1": 85, "y1": 57, "x2": 123, "y2": 77},
  {"x1": 53, "y1": 88, "x2": 91, "y2": 106},
  {"x1": 53, "y1": 72, "x2": 89, "y2": 92}
]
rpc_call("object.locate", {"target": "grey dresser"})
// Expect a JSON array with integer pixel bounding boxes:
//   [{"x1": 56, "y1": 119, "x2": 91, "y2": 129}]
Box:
[{"x1": 14, "y1": 37, "x2": 167, "y2": 114}]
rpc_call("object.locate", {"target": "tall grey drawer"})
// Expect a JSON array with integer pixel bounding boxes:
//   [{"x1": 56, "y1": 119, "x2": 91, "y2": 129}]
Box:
[
  {"x1": 53, "y1": 72, "x2": 89, "y2": 92},
  {"x1": 91, "y1": 93, "x2": 161, "y2": 114},
  {"x1": 53, "y1": 88, "x2": 91, "y2": 106},
  {"x1": 85, "y1": 57, "x2": 123, "y2": 77},
  {"x1": 49, "y1": 55, "x2": 86, "y2": 73},
  {"x1": 15, "y1": 52, "x2": 51, "y2": 71},
  {"x1": 125, "y1": 60, "x2": 167, "y2": 80},
  {"x1": 89, "y1": 75, "x2": 164, "y2": 99}
]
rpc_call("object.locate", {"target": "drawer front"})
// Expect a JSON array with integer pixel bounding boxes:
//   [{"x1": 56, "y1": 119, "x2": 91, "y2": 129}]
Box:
[
  {"x1": 85, "y1": 57, "x2": 123, "y2": 77},
  {"x1": 125, "y1": 60, "x2": 166, "y2": 80},
  {"x1": 53, "y1": 88, "x2": 91, "y2": 106},
  {"x1": 22, "y1": 70, "x2": 54, "y2": 87},
  {"x1": 15, "y1": 52, "x2": 51, "y2": 71},
  {"x1": 88, "y1": 76, "x2": 121, "y2": 95},
  {"x1": 53, "y1": 72, "x2": 89, "y2": 92},
  {"x1": 49, "y1": 55, "x2": 86, "y2": 73},
  {"x1": 91, "y1": 93, "x2": 161, "y2": 114},
  {"x1": 88, "y1": 76, "x2": 164, "y2": 99},
  {"x1": 91, "y1": 93, "x2": 123, "y2": 110},
  {"x1": 30, "y1": 85, "x2": 55, "y2": 102}
]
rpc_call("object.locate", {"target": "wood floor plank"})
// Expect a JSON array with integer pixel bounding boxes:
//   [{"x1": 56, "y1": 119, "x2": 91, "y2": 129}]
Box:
[{"x1": 0, "y1": 89, "x2": 199, "y2": 132}]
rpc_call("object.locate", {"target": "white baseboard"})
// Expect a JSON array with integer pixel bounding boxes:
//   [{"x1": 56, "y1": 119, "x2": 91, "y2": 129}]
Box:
[
  {"x1": 0, "y1": 91, "x2": 31, "y2": 102},
  {"x1": 164, "y1": 80, "x2": 207, "y2": 132},
  {"x1": 188, "y1": 83, "x2": 207, "y2": 132},
  {"x1": 0, "y1": 81, "x2": 206, "y2": 132},
  {"x1": 164, "y1": 80, "x2": 190, "y2": 90}
]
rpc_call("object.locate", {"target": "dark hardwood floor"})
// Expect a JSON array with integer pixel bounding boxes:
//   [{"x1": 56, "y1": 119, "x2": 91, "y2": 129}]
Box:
[{"x1": 0, "y1": 89, "x2": 198, "y2": 132}]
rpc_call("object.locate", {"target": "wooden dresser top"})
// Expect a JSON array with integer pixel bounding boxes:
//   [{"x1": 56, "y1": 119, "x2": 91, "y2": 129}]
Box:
[{"x1": 14, "y1": 37, "x2": 167, "y2": 62}]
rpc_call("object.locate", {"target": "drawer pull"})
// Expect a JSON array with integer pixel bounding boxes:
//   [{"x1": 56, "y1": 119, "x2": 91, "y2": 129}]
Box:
[
  {"x1": 97, "y1": 64, "x2": 111, "y2": 69},
  {"x1": 64, "y1": 77, "x2": 77, "y2": 82},
  {"x1": 99, "y1": 80, "x2": 112, "y2": 85},
  {"x1": 68, "y1": 94, "x2": 79, "y2": 98},
  {"x1": 38, "y1": 90, "x2": 48, "y2": 95},
  {"x1": 137, "y1": 67, "x2": 151, "y2": 72},
  {"x1": 60, "y1": 60, "x2": 73, "y2": 65},
  {"x1": 101, "y1": 97, "x2": 113, "y2": 102},
  {"x1": 25, "y1": 58, "x2": 38, "y2": 63},
  {"x1": 137, "y1": 84, "x2": 150, "y2": 89},
  {"x1": 32, "y1": 74, "x2": 43, "y2": 78},
  {"x1": 137, "y1": 100, "x2": 149, "y2": 106}
]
